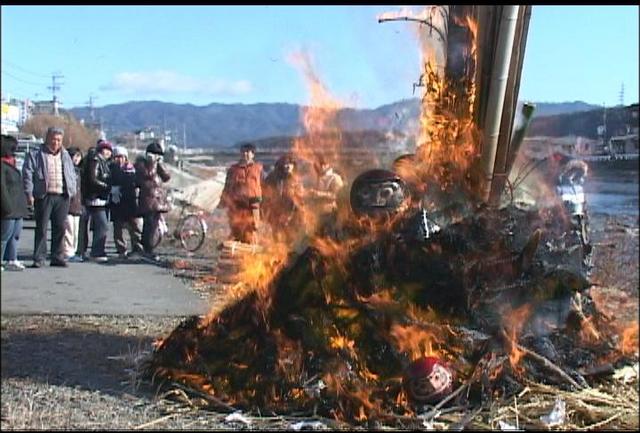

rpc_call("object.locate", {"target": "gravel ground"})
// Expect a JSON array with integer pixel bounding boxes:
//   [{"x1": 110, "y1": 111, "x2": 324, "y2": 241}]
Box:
[{"x1": 1, "y1": 211, "x2": 637, "y2": 430}]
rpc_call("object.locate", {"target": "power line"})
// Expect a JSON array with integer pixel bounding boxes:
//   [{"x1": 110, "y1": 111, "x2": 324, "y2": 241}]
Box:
[
  {"x1": 0, "y1": 81, "x2": 35, "y2": 100},
  {"x1": 0, "y1": 89, "x2": 30, "y2": 101},
  {"x1": 65, "y1": 101, "x2": 89, "y2": 107},
  {"x1": 1, "y1": 69, "x2": 48, "y2": 87},
  {"x1": 1, "y1": 60, "x2": 50, "y2": 78}
]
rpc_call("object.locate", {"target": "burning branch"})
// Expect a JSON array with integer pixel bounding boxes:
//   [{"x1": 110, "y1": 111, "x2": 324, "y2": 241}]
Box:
[
  {"x1": 378, "y1": 16, "x2": 447, "y2": 43},
  {"x1": 501, "y1": 330, "x2": 586, "y2": 390},
  {"x1": 419, "y1": 381, "x2": 469, "y2": 421},
  {"x1": 167, "y1": 381, "x2": 238, "y2": 412}
]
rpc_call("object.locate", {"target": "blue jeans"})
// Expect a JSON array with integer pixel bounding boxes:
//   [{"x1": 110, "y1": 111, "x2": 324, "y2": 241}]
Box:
[
  {"x1": 1, "y1": 218, "x2": 24, "y2": 262},
  {"x1": 88, "y1": 207, "x2": 109, "y2": 257}
]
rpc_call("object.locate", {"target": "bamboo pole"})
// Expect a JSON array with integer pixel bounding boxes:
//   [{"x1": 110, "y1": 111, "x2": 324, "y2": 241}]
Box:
[{"x1": 478, "y1": 6, "x2": 520, "y2": 203}]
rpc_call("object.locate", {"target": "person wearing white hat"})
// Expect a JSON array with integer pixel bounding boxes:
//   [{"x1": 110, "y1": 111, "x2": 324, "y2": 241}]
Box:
[{"x1": 112, "y1": 145, "x2": 128, "y2": 159}]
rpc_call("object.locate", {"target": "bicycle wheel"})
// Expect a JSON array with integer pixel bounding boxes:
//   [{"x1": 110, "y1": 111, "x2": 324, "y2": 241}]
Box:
[
  {"x1": 151, "y1": 226, "x2": 163, "y2": 249},
  {"x1": 177, "y1": 214, "x2": 207, "y2": 252},
  {"x1": 151, "y1": 215, "x2": 167, "y2": 249}
]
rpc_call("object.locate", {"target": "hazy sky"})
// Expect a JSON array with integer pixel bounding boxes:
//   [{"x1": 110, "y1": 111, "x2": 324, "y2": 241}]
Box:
[{"x1": 1, "y1": 5, "x2": 638, "y2": 109}]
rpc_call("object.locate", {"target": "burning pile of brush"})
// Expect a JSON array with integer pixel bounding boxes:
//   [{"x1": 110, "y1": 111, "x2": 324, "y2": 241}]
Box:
[
  {"x1": 143, "y1": 176, "x2": 637, "y2": 428},
  {"x1": 143, "y1": 7, "x2": 638, "y2": 428}
]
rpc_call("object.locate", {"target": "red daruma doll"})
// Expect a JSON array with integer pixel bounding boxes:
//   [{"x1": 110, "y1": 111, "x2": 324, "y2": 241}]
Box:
[{"x1": 403, "y1": 356, "x2": 455, "y2": 405}]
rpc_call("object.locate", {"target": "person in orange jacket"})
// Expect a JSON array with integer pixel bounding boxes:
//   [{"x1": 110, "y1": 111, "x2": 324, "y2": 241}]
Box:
[{"x1": 218, "y1": 143, "x2": 264, "y2": 244}]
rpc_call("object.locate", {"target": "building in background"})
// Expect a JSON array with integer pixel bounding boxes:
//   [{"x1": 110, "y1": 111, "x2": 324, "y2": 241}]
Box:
[
  {"x1": 1, "y1": 100, "x2": 20, "y2": 134},
  {"x1": 31, "y1": 99, "x2": 63, "y2": 116},
  {"x1": 1, "y1": 97, "x2": 33, "y2": 134}
]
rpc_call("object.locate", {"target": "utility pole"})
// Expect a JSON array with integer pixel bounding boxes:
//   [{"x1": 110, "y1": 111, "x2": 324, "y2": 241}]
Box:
[
  {"x1": 602, "y1": 103, "x2": 608, "y2": 154},
  {"x1": 99, "y1": 115, "x2": 106, "y2": 140},
  {"x1": 86, "y1": 94, "x2": 98, "y2": 122},
  {"x1": 183, "y1": 122, "x2": 187, "y2": 151},
  {"x1": 48, "y1": 73, "x2": 64, "y2": 116},
  {"x1": 163, "y1": 113, "x2": 167, "y2": 138},
  {"x1": 618, "y1": 82, "x2": 624, "y2": 107}
]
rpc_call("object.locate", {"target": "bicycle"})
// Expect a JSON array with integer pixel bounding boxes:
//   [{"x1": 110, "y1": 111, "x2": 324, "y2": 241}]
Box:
[
  {"x1": 174, "y1": 210, "x2": 208, "y2": 252},
  {"x1": 150, "y1": 188, "x2": 208, "y2": 253}
]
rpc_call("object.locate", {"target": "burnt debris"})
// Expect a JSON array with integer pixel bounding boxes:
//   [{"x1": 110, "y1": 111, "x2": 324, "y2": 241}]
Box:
[{"x1": 139, "y1": 160, "x2": 629, "y2": 425}]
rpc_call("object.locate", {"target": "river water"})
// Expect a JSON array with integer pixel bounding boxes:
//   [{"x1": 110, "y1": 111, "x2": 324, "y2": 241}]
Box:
[{"x1": 585, "y1": 164, "x2": 639, "y2": 217}]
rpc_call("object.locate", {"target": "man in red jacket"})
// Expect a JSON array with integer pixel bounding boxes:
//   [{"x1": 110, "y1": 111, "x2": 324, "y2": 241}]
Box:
[{"x1": 218, "y1": 143, "x2": 263, "y2": 244}]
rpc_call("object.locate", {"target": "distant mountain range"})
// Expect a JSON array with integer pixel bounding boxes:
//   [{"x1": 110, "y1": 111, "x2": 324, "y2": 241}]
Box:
[
  {"x1": 527, "y1": 101, "x2": 602, "y2": 117},
  {"x1": 528, "y1": 103, "x2": 637, "y2": 139},
  {"x1": 68, "y1": 99, "x2": 613, "y2": 149}
]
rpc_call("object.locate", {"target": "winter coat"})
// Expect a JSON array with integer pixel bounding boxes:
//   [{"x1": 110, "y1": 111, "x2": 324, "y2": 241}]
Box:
[
  {"x1": 109, "y1": 160, "x2": 139, "y2": 221},
  {"x1": 83, "y1": 153, "x2": 112, "y2": 207},
  {"x1": 263, "y1": 170, "x2": 305, "y2": 229},
  {"x1": 1, "y1": 141, "x2": 29, "y2": 219},
  {"x1": 68, "y1": 165, "x2": 83, "y2": 216},
  {"x1": 22, "y1": 144, "x2": 77, "y2": 200},
  {"x1": 219, "y1": 161, "x2": 263, "y2": 210},
  {"x1": 135, "y1": 156, "x2": 171, "y2": 215},
  {"x1": 310, "y1": 169, "x2": 344, "y2": 214}
]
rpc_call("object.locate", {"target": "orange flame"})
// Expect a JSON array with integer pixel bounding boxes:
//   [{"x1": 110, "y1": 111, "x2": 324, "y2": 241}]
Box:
[
  {"x1": 330, "y1": 331, "x2": 356, "y2": 355},
  {"x1": 218, "y1": 18, "x2": 483, "y2": 323},
  {"x1": 578, "y1": 313, "x2": 601, "y2": 344},
  {"x1": 414, "y1": 13, "x2": 480, "y2": 190},
  {"x1": 159, "y1": 368, "x2": 217, "y2": 396},
  {"x1": 390, "y1": 323, "x2": 443, "y2": 360},
  {"x1": 287, "y1": 49, "x2": 343, "y2": 170},
  {"x1": 620, "y1": 321, "x2": 639, "y2": 356},
  {"x1": 202, "y1": 49, "x2": 357, "y2": 324},
  {"x1": 312, "y1": 236, "x2": 357, "y2": 266},
  {"x1": 202, "y1": 241, "x2": 290, "y2": 322},
  {"x1": 503, "y1": 304, "x2": 532, "y2": 372},
  {"x1": 183, "y1": 10, "x2": 492, "y2": 423},
  {"x1": 236, "y1": 244, "x2": 289, "y2": 292},
  {"x1": 358, "y1": 365, "x2": 380, "y2": 382},
  {"x1": 286, "y1": 50, "x2": 355, "y2": 244}
]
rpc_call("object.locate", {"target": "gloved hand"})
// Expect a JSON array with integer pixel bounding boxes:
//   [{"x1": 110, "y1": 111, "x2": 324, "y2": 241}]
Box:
[{"x1": 110, "y1": 186, "x2": 121, "y2": 204}]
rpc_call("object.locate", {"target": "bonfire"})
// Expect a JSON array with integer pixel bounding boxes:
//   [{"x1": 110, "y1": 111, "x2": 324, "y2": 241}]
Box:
[{"x1": 144, "y1": 6, "x2": 638, "y2": 429}]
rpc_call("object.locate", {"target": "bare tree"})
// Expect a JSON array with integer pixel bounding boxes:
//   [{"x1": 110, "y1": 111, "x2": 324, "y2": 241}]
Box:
[{"x1": 22, "y1": 114, "x2": 99, "y2": 152}]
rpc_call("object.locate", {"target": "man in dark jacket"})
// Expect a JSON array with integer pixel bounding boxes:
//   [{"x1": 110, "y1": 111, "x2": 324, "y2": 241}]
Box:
[
  {"x1": 135, "y1": 141, "x2": 170, "y2": 260},
  {"x1": 22, "y1": 127, "x2": 77, "y2": 267},
  {"x1": 83, "y1": 139, "x2": 112, "y2": 262},
  {"x1": 109, "y1": 146, "x2": 143, "y2": 258},
  {"x1": 1, "y1": 135, "x2": 30, "y2": 271}
]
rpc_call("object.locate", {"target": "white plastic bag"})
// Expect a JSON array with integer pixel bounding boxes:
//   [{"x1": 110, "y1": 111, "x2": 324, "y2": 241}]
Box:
[{"x1": 540, "y1": 398, "x2": 566, "y2": 427}]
